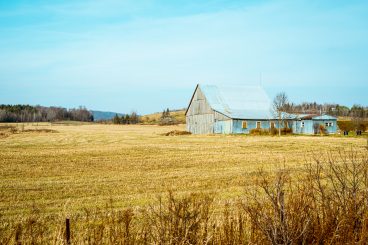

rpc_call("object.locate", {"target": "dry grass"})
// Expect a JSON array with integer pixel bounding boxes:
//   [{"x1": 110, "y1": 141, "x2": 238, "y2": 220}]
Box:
[
  {"x1": 141, "y1": 110, "x2": 186, "y2": 124},
  {"x1": 0, "y1": 123, "x2": 367, "y2": 243},
  {"x1": 0, "y1": 123, "x2": 366, "y2": 217}
]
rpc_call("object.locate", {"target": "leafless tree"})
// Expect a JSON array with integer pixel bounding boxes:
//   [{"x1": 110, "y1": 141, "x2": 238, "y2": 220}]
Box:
[{"x1": 272, "y1": 92, "x2": 291, "y2": 136}]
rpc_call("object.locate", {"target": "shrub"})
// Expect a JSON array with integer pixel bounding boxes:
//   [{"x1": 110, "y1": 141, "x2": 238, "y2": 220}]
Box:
[
  {"x1": 319, "y1": 124, "x2": 328, "y2": 135},
  {"x1": 250, "y1": 127, "x2": 292, "y2": 136},
  {"x1": 159, "y1": 117, "x2": 178, "y2": 126},
  {"x1": 280, "y1": 127, "x2": 292, "y2": 135},
  {"x1": 338, "y1": 120, "x2": 368, "y2": 132},
  {"x1": 337, "y1": 120, "x2": 355, "y2": 132},
  {"x1": 163, "y1": 130, "x2": 191, "y2": 136},
  {"x1": 269, "y1": 127, "x2": 279, "y2": 135},
  {"x1": 243, "y1": 149, "x2": 368, "y2": 244},
  {"x1": 249, "y1": 128, "x2": 270, "y2": 135}
]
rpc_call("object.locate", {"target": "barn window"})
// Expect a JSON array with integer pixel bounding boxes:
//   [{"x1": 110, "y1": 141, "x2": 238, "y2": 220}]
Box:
[
  {"x1": 242, "y1": 121, "x2": 247, "y2": 129},
  {"x1": 257, "y1": 121, "x2": 261, "y2": 129},
  {"x1": 270, "y1": 122, "x2": 275, "y2": 128},
  {"x1": 301, "y1": 121, "x2": 305, "y2": 128}
]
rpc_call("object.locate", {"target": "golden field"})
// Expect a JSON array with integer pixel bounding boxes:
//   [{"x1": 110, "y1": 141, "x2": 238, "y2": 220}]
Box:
[{"x1": 0, "y1": 123, "x2": 366, "y2": 219}]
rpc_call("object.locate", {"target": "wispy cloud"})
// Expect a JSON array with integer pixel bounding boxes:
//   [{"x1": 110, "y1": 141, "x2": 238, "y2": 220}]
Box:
[{"x1": 0, "y1": 0, "x2": 367, "y2": 112}]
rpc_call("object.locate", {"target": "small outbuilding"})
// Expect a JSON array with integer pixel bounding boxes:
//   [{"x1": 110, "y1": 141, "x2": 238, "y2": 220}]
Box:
[{"x1": 185, "y1": 84, "x2": 337, "y2": 135}]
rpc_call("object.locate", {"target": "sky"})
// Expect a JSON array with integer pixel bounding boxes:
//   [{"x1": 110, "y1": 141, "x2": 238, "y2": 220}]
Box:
[{"x1": 0, "y1": 0, "x2": 367, "y2": 114}]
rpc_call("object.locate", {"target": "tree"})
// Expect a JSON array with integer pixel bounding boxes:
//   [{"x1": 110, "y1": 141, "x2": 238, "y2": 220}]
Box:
[
  {"x1": 130, "y1": 111, "x2": 139, "y2": 124},
  {"x1": 113, "y1": 114, "x2": 121, "y2": 124},
  {"x1": 272, "y1": 92, "x2": 291, "y2": 136},
  {"x1": 159, "y1": 108, "x2": 177, "y2": 125}
]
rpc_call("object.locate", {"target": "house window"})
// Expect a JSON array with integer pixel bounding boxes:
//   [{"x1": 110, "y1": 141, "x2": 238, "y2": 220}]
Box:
[
  {"x1": 284, "y1": 121, "x2": 288, "y2": 128},
  {"x1": 242, "y1": 121, "x2": 247, "y2": 129},
  {"x1": 301, "y1": 121, "x2": 305, "y2": 128},
  {"x1": 257, "y1": 121, "x2": 261, "y2": 129},
  {"x1": 325, "y1": 122, "x2": 329, "y2": 127},
  {"x1": 329, "y1": 122, "x2": 333, "y2": 127},
  {"x1": 270, "y1": 122, "x2": 275, "y2": 128}
]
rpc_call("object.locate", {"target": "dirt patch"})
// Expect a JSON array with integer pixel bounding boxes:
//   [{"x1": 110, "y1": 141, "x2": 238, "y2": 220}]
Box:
[
  {"x1": 23, "y1": 129, "x2": 58, "y2": 133},
  {"x1": 0, "y1": 125, "x2": 18, "y2": 138},
  {"x1": 162, "y1": 130, "x2": 191, "y2": 136},
  {"x1": 0, "y1": 126, "x2": 58, "y2": 138}
]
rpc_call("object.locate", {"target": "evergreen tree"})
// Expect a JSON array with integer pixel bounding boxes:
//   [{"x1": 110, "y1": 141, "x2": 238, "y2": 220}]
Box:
[{"x1": 113, "y1": 114, "x2": 121, "y2": 124}]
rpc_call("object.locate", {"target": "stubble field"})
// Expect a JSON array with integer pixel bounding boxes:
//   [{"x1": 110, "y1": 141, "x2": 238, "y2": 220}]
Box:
[{"x1": 0, "y1": 123, "x2": 366, "y2": 219}]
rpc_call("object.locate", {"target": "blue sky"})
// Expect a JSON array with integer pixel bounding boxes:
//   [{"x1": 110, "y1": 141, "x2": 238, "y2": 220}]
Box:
[{"x1": 0, "y1": 0, "x2": 367, "y2": 114}]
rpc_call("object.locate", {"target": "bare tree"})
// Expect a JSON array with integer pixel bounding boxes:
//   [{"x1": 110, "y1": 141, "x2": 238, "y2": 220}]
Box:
[{"x1": 272, "y1": 92, "x2": 291, "y2": 136}]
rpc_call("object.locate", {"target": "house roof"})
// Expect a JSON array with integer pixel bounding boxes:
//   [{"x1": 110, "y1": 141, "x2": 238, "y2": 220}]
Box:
[
  {"x1": 289, "y1": 113, "x2": 337, "y2": 120},
  {"x1": 310, "y1": 115, "x2": 337, "y2": 120},
  {"x1": 199, "y1": 84, "x2": 273, "y2": 119}
]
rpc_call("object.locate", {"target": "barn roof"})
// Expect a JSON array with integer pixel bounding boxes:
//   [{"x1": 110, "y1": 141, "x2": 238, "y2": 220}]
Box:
[
  {"x1": 188, "y1": 84, "x2": 337, "y2": 121},
  {"x1": 199, "y1": 84, "x2": 273, "y2": 119}
]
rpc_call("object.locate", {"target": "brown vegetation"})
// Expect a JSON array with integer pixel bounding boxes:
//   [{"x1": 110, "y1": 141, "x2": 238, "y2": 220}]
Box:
[
  {"x1": 162, "y1": 130, "x2": 192, "y2": 136},
  {"x1": 0, "y1": 124, "x2": 58, "y2": 138},
  {"x1": 1, "y1": 150, "x2": 367, "y2": 244},
  {"x1": 141, "y1": 109, "x2": 185, "y2": 125},
  {"x1": 338, "y1": 120, "x2": 368, "y2": 132},
  {"x1": 1, "y1": 124, "x2": 367, "y2": 244},
  {"x1": 250, "y1": 127, "x2": 292, "y2": 136}
]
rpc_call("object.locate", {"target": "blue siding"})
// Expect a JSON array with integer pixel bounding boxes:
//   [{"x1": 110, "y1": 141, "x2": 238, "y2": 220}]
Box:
[
  {"x1": 214, "y1": 120, "x2": 232, "y2": 134},
  {"x1": 232, "y1": 120, "x2": 284, "y2": 134},
  {"x1": 214, "y1": 118, "x2": 337, "y2": 135},
  {"x1": 293, "y1": 119, "x2": 337, "y2": 134}
]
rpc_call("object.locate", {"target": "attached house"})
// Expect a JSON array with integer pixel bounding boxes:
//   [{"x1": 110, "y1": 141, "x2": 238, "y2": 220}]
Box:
[{"x1": 185, "y1": 84, "x2": 337, "y2": 135}]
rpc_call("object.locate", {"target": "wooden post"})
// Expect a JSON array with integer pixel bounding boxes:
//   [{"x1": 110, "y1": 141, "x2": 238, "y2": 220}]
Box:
[
  {"x1": 65, "y1": 218, "x2": 71, "y2": 244},
  {"x1": 15, "y1": 224, "x2": 21, "y2": 245}
]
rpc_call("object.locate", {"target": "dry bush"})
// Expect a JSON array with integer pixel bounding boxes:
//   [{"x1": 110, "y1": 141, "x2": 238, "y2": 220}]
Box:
[
  {"x1": 23, "y1": 129, "x2": 58, "y2": 133},
  {"x1": 249, "y1": 128, "x2": 270, "y2": 135},
  {"x1": 280, "y1": 127, "x2": 292, "y2": 135},
  {"x1": 2, "y1": 149, "x2": 368, "y2": 244},
  {"x1": 250, "y1": 127, "x2": 292, "y2": 136},
  {"x1": 242, "y1": 149, "x2": 368, "y2": 244},
  {"x1": 319, "y1": 125, "x2": 328, "y2": 135},
  {"x1": 144, "y1": 191, "x2": 214, "y2": 244},
  {"x1": 0, "y1": 125, "x2": 18, "y2": 138},
  {"x1": 162, "y1": 130, "x2": 191, "y2": 136}
]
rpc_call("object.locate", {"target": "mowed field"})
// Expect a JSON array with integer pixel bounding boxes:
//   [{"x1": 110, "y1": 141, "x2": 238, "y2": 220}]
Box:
[{"x1": 0, "y1": 123, "x2": 366, "y2": 218}]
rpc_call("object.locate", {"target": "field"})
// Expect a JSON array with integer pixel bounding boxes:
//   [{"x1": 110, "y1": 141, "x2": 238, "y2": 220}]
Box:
[{"x1": 1, "y1": 123, "x2": 366, "y2": 218}]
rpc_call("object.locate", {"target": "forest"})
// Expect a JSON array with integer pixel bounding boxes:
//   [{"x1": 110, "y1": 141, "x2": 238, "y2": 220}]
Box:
[{"x1": 0, "y1": 104, "x2": 94, "y2": 122}]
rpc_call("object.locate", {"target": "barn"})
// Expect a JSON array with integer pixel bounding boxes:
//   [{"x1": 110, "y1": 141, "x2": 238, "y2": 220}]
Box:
[{"x1": 185, "y1": 84, "x2": 337, "y2": 135}]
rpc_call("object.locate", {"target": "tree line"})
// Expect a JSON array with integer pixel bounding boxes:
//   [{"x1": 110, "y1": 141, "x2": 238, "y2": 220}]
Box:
[
  {"x1": 0, "y1": 104, "x2": 94, "y2": 122},
  {"x1": 112, "y1": 112, "x2": 140, "y2": 124},
  {"x1": 288, "y1": 102, "x2": 368, "y2": 118}
]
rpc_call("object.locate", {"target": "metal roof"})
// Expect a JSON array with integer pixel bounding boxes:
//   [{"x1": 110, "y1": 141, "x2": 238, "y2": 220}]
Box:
[
  {"x1": 194, "y1": 84, "x2": 337, "y2": 120},
  {"x1": 310, "y1": 115, "x2": 337, "y2": 120},
  {"x1": 199, "y1": 84, "x2": 273, "y2": 119}
]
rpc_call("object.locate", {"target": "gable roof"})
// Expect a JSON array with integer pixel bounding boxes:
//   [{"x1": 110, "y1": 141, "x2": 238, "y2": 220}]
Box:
[
  {"x1": 186, "y1": 84, "x2": 338, "y2": 121},
  {"x1": 198, "y1": 84, "x2": 273, "y2": 119}
]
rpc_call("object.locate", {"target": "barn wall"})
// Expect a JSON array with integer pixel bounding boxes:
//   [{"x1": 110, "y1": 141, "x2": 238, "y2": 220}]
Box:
[
  {"x1": 186, "y1": 87, "x2": 215, "y2": 134},
  {"x1": 214, "y1": 120, "x2": 233, "y2": 134}
]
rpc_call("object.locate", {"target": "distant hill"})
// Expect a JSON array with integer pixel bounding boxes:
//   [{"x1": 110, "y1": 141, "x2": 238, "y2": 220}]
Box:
[
  {"x1": 91, "y1": 110, "x2": 124, "y2": 121},
  {"x1": 141, "y1": 109, "x2": 186, "y2": 124}
]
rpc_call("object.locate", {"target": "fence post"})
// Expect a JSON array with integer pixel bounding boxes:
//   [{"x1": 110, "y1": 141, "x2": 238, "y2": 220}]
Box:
[{"x1": 65, "y1": 218, "x2": 71, "y2": 245}]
